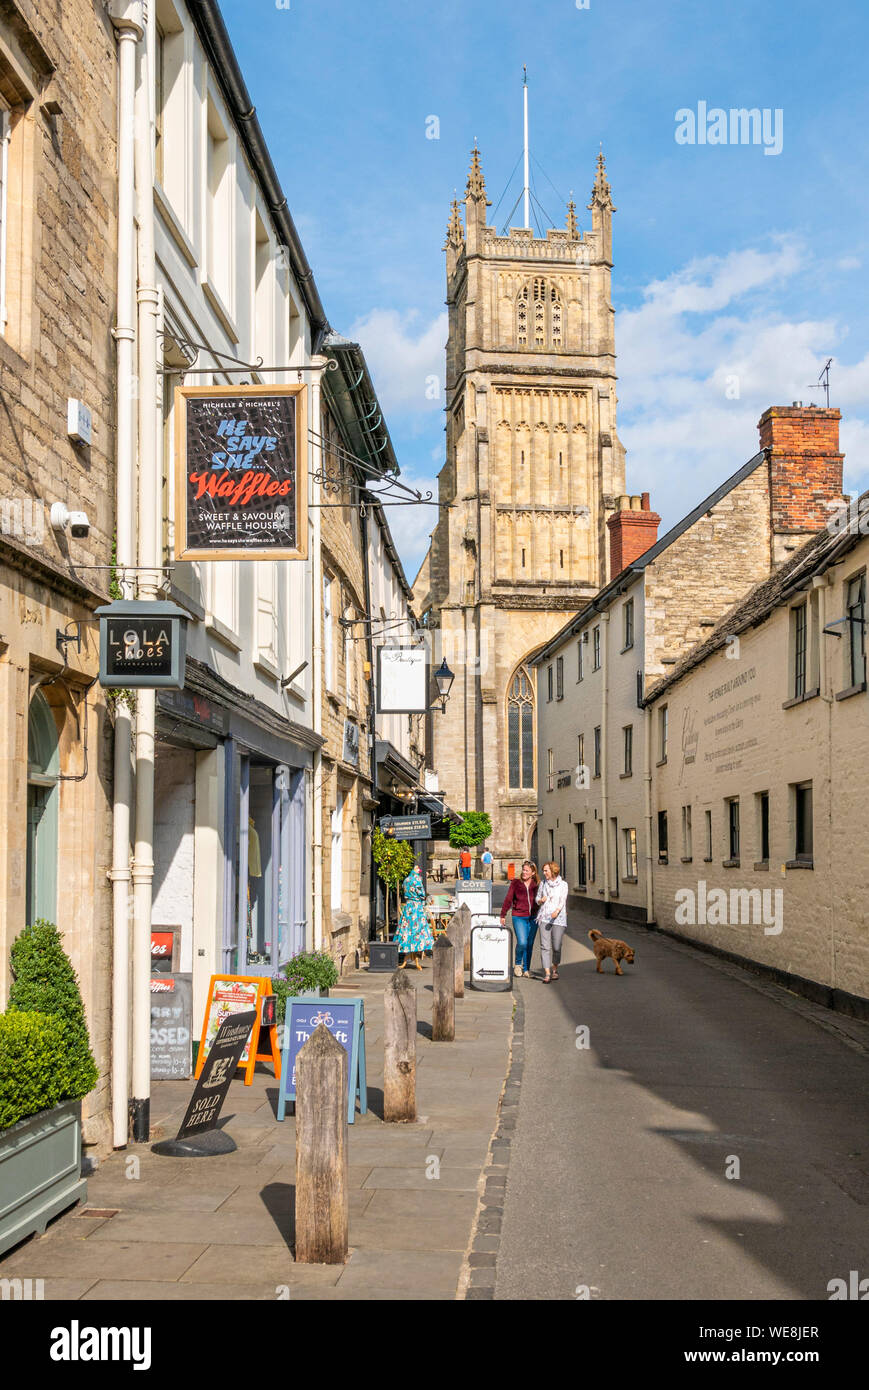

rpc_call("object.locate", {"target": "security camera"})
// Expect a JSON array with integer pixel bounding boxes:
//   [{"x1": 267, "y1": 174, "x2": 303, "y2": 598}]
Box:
[{"x1": 50, "y1": 503, "x2": 90, "y2": 538}]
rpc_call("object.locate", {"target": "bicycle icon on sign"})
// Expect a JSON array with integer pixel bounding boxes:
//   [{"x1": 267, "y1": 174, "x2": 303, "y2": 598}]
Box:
[{"x1": 309, "y1": 1010, "x2": 334, "y2": 1028}]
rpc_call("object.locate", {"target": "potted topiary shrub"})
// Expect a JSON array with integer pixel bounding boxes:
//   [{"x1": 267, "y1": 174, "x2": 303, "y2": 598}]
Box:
[
  {"x1": 0, "y1": 920, "x2": 98, "y2": 1257},
  {"x1": 270, "y1": 951, "x2": 340, "y2": 1024}
]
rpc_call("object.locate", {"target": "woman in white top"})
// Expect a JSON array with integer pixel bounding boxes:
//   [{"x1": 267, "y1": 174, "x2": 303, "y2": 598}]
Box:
[{"x1": 536, "y1": 861, "x2": 569, "y2": 983}]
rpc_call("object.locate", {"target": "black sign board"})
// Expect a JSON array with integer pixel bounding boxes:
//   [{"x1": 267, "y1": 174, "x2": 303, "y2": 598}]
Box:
[
  {"x1": 152, "y1": 1009, "x2": 256, "y2": 1157},
  {"x1": 175, "y1": 384, "x2": 307, "y2": 561},
  {"x1": 379, "y1": 813, "x2": 431, "y2": 841},
  {"x1": 96, "y1": 600, "x2": 188, "y2": 689}
]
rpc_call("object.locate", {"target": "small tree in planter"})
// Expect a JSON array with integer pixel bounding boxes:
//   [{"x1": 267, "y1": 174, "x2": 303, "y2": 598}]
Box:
[
  {"x1": 8, "y1": 919, "x2": 98, "y2": 1099},
  {"x1": 372, "y1": 829, "x2": 414, "y2": 938},
  {"x1": 449, "y1": 812, "x2": 493, "y2": 873}
]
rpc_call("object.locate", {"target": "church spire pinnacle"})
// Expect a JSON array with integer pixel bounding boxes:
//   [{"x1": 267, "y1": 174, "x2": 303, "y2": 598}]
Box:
[
  {"x1": 465, "y1": 144, "x2": 491, "y2": 204},
  {"x1": 566, "y1": 195, "x2": 578, "y2": 239},
  {"x1": 588, "y1": 149, "x2": 616, "y2": 214},
  {"x1": 444, "y1": 198, "x2": 464, "y2": 251}
]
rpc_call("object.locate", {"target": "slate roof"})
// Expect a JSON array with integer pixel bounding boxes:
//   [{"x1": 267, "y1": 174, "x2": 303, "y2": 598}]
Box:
[{"x1": 644, "y1": 499, "x2": 866, "y2": 705}]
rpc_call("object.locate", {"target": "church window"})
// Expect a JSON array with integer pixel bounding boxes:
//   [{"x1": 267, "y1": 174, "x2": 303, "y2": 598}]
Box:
[
  {"x1": 521, "y1": 548, "x2": 526, "y2": 568},
  {"x1": 507, "y1": 666, "x2": 535, "y2": 790},
  {"x1": 517, "y1": 285, "x2": 528, "y2": 346},
  {"x1": 560, "y1": 549, "x2": 564, "y2": 569},
  {"x1": 518, "y1": 279, "x2": 563, "y2": 349}
]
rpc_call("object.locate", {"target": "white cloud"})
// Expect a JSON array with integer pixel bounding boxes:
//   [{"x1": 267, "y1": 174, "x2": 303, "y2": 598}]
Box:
[
  {"x1": 347, "y1": 308, "x2": 447, "y2": 416},
  {"x1": 617, "y1": 240, "x2": 869, "y2": 530}
]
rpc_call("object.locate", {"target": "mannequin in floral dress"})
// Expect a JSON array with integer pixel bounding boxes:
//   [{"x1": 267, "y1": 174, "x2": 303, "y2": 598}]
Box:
[{"x1": 394, "y1": 864, "x2": 434, "y2": 969}]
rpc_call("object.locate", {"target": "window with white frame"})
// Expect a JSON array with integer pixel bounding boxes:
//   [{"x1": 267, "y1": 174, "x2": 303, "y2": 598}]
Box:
[
  {"x1": 592, "y1": 626, "x2": 601, "y2": 670},
  {"x1": 623, "y1": 598, "x2": 634, "y2": 650},
  {"x1": 623, "y1": 827, "x2": 637, "y2": 878},
  {"x1": 206, "y1": 95, "x2": 233, "y2": 314},
  {"x1": 658, "y1": 704, "x2": 668, "y2": 762}
]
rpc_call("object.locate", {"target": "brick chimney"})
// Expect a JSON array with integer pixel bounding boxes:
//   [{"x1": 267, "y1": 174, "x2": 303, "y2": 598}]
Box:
[
  {"x1": 607, "y1": 493, "x2": 661, "y2": 578},
  {"x1": 760, "y1": 404, "x2": 844, "y2": 563}
]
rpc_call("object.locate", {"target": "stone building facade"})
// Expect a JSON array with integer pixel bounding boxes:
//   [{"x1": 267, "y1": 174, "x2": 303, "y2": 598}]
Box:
[
  {"x1": 0, "y1": 0, "x2": 118, "y2": 1151},
  {"x1": 413, "y1": 149, "x2": 626, "y2": 865},
  {"x1": 533, "y1": 406, "x2": 845, "y2": 928},
  {"x1": 647, "y1": 498, "x2": 869, "y2": 1006}
]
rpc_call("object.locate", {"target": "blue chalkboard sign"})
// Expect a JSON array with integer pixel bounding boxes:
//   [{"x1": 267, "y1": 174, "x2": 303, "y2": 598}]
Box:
[{"x1": 277, "y1": 996, "x2": 367, "y2": 1125}]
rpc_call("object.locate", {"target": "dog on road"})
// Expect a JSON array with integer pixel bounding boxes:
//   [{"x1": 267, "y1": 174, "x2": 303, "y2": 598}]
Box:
[{"x1": 588, "y1": 928, "x2": 635, "y2": 975}]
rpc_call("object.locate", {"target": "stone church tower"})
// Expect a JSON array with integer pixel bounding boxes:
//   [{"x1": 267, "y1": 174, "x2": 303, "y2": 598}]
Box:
[{"x1": 413, "y1": 147, "x2": 627, "y2": 862}]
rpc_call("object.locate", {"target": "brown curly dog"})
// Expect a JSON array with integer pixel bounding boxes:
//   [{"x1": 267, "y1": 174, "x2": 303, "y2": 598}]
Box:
[{"x1": 588, "y1": 928, "x2": 635, "y2": 975}]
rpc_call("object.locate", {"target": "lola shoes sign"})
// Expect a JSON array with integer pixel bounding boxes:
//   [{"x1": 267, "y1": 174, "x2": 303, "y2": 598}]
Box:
[{"x1": 96, "y1": 600, "x2": 189, "y2": 689}]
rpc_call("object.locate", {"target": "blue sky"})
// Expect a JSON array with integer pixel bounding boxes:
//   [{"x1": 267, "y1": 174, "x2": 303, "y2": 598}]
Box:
[{"x1": 223, "y1": 0, "x2": 869, "y2": 581}]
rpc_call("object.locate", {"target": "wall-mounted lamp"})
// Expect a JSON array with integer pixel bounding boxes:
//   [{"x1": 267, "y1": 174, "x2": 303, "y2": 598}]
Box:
[{"x1": 430, "y1": 658, "x2": 455, "y2": 714}]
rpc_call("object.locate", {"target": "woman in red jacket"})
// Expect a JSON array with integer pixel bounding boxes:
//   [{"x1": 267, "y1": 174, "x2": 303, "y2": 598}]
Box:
[{"x1": 500, "y1": 860, "x2": 540, "y2": 978}]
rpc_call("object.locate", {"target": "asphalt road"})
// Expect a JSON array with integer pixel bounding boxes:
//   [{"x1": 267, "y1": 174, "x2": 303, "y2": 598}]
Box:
[{"x1": 493, "y1": 905, "x2": 869, "y2": 1301}]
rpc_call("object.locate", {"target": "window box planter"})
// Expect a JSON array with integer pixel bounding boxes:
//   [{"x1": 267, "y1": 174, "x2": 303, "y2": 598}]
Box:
[{"x1": 0, "y1": 1098, "x2": 87, "y2": 1258}]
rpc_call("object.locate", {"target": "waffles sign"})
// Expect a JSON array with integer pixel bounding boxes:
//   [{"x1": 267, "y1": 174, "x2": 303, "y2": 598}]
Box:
[{"x1": 175, "y1": 384, "x2": 307, "y2": 560}]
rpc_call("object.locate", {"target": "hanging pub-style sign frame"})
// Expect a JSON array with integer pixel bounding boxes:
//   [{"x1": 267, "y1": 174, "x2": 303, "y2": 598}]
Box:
[{"x1": 174, "y1": 383, "x2": 308, "y2": 561}]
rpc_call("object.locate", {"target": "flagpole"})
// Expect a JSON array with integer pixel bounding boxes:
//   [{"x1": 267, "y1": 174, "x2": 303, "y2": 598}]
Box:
[{"x1": 523, "y1": 66, "x2": 530, "y2": 229}]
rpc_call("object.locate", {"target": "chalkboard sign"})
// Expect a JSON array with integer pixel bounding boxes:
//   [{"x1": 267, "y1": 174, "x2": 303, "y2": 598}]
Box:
[
  {"x1": 175, "y1": 1009, "x2": 256, "y2": 1142},
  {"x1": 277, "y1": 996, "x2": 367, "y2": 1125},
  {"x1": 150, "y1": 974, "x2": 193, "y2": 1079}
]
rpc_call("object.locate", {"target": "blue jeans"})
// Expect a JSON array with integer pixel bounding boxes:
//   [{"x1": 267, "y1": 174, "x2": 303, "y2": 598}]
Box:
[
  {"x1": 510, "y1": 915, "x2": 537, "y2": 972},
  {"x1": 461, "y1": 866, "x2": 471, "y2": 880}
]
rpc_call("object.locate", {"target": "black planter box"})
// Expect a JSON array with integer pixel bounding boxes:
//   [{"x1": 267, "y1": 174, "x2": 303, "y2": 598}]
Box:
[{"x1": 369, "y1": 941, "x2": 400, "y2": 973}]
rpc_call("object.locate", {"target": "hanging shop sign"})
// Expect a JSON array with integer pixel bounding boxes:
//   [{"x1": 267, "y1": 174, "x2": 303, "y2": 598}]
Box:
[
  {"x1": 277, "y1": 996, "x2": 367, "y2": 1125},
  {"x1": 96, "y1": 600, "x2": 189, "y2": 689},
  {"x1": 174, "y1": 383, "x2": 307, "y2": 561},
  {"x1": 376, "y1": 645, "x2": 430, "y2": 714},
  {"x1": 379, "y1": 813, "x2": 431, "y2": 841},
  {"x1": 195, "y1": 975, "x2": 281, "y2": 1086}
]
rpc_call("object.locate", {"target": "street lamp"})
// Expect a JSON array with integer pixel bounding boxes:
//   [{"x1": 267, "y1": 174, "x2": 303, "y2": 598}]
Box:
[{"x1": 431, "y1": 658, "x2": 455, "y2": 713}]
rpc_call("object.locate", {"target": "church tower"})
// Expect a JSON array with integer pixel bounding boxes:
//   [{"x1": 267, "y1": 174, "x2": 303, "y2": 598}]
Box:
[{"x1": 414, "y1": 147, "x2": 626, "y2": 862}]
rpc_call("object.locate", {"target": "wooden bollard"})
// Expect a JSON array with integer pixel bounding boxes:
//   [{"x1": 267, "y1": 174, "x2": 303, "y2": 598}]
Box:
[
  {"x1": 384, "y1": 969, "x2": 417, "y2": 1122},
  {"x1": 295, "y1": 1023, "x2": 348, "y2": 1264},
  {"x1": 432, "y1": 935, "x2": 455, "y2": 1041},
  {"x1": 447, "y1": 912, "x2": 464, "y2": 998},
  {"x1": 459, "y1": 903, "x2": 472, "y2": 972}
]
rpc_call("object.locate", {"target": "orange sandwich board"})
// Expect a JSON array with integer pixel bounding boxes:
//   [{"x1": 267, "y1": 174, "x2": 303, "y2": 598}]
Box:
[{"x1": 195, "y1": 975, "x2": 281, "y2": 1086}]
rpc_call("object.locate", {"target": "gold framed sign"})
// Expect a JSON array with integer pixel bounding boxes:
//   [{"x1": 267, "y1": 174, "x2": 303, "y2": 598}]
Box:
[{"x1": 174, "y1": 383, "x2": 308, "y2": 561}]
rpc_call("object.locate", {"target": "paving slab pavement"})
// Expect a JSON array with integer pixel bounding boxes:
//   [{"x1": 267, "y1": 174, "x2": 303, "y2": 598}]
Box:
[{"x1": 0, "y1": 959, "x2": 513, "y2": 1301}]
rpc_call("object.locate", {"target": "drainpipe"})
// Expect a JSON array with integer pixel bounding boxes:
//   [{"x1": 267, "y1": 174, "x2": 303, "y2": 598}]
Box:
[
  {"x1": 107, "y1": 0, "x2": 143, "y2": 1150},
  {"x1": 600, "y1": 610, "x2": 610, "y2": 910},
  {"x1": 644, "y1": 704, "x2": 655, "y2": 924},
  {"x1": 310, "y1": 358, "x2": 325, "y2": 951},
  {"x1": 130, "y1": 33, "x2": 160, "y2": 1143}
]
